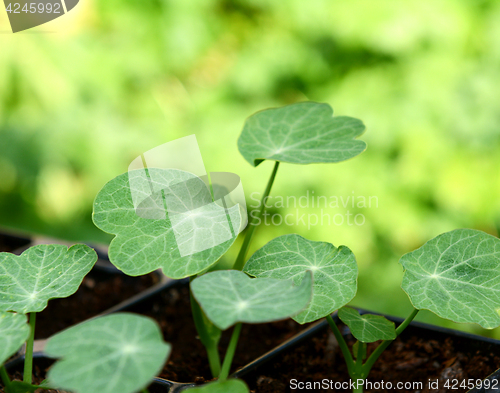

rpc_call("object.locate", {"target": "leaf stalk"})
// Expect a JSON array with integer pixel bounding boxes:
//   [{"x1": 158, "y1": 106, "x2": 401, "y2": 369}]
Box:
[
  {"x1": 361, "y1": 308, "x2": 419, "y2": 376},
  {"x1": 326, "y1": 315, "x2": 354, "y2": 374},
  {"x1": 189, "y1": 281, "x2": 222, "y2": 378},
  {"x1": 0, "y1": 366, "x2": 11, "y2": 388},
  {"x1": 23, "y1": 312, "x2": 36, "y2": 384},
  {"x1": 218, "y1": 323, "x2": 242, "y2": 382},
  {"x1": 234, "y1": 161, "x2": 280, "y2": 270}
]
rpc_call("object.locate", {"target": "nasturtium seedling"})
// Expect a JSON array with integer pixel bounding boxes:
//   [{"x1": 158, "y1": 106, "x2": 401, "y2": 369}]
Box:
[
  {"x1": 338, "y1": 307, "x2": 396, "y2": 343},
  {"x1": 0, "y1": 244, "x2": 97, "y2": 313},
  {"x1": 86, "y1": 101, "x2": 368, "y2": 385},
  {"x1": 400, "y1": 228, "x2": 500, "y2": 329},
  {"x1": 184, "y1": 379, "x2": 249, "y2": 393},
  {"x1": 20, "y1": 102, "x2": 497, "y2": 393},
  {"x1": 45, "y1": 313, "x2": 171, "y2": 393},
  {"x1": 93, "y1": 168, "x2": 241, "y2": 278},
  {"x1": 244, "y1": 234, "x2": 358, "y2": 323},
  {"x1": 0, "y1": 311, "x2": 30, "y2": 366},
  {"x1": 316, "y1": 228, "x2": 500, "y2": 393},
  {"x1": 238, "y1": 102, "x2": 366, "y2": 167},
  {"x1": 191, "y1": 270, "x2": 313, "y2": 330}
]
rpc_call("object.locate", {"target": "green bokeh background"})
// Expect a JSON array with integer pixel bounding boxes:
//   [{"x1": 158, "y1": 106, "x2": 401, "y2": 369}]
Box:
[{"x1": 1, "y1": 0, "x2": 500, "y2": 336}]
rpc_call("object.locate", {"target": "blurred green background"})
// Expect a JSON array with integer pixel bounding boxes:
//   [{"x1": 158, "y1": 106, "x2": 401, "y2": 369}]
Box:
[{"x1": 1, "y1": 0, "x2": 500, "y2": 336}]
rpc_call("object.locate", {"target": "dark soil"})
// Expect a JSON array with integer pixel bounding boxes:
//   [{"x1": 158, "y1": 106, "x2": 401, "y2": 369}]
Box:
[
  {"x1": 125, "y1": 283, "x2": 311, "y2": 384},
  {"x1": 3, "y1": 278, "x2": 499, "y2": 393},
  {"x1": 245, "y1": 323, "x2": 500, "y2": 393},
  {"x1": 2, "y1": 248, "x2": 498, "y2": 393},
  {"x1": 1, "y1": 282, "x2": 311, "y2": 392},
  {"x1": 35, "y1": 268, "x2": 159, "y2": 338}
]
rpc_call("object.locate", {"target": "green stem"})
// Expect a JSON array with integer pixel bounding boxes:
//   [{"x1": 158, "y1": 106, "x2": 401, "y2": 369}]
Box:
[
  {"x1": 356, "y1": 342, "x2": 366, "y2": 365},
  {"x1": 24, "y1": 312, "x2": 36, "y2": 384},
  {"x1": 205, "y1": 342, "x2": 222, "y2": 378},
  {"x1": 189, "y1": 281, "x2": 222, "y2": 378},
  {"x1": 233, "y1": 161, "x2": 280, "y2": 271},
  {"x1": 353, "y1": 383, "x2": 364, "y2": 393},
  {"x1": 326, "y1": 315, "x2": 355, "y2": 374},
  {"x1": 350, "y1": 341, "x2": 367, "y2": 392},
  {"x1": 218, "y1": 323, "x2": 242, "y2": 382},
  {"x1": 361, "y1": 308, "x2": 419, "y2": 376},
  {"x1": 142, "y1": 389, "x2": 149, "y2": 393},
  {"x1": 0, "y1": 366, "x2": 11, "y2": 388}
]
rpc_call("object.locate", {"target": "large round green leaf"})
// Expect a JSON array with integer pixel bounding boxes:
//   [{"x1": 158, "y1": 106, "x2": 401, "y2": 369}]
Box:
[
  {"x1": 0, "y1": 311, "x2": 30, "y2": 366},
  {"x1": 45, "y1": 313, "x2": 171, "y2": 393},
  {"x1": 244, "y1": 234, "x2": 358, "y2": 324},
  {"x1": 92, "y1": 169, "x2": 241, "y2": 278},
  {"x1": 238, "y1": 102, "x2": 366, "y2": 167},
  {"x1": 400, "y1": 229, "x2": 500, "y2": 329},
  {"x1": 191, "y1": 270, "x2": 312, "y2": 330},
  {"x1": 0, "y1": 244, "x2": 97, "y2": 313}
]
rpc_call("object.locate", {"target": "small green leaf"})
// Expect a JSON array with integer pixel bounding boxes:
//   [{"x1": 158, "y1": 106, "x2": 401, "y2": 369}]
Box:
[
  {"x1": 0, "y1": 244, "x2": 97, "y2": 313},
  {"x1": 184, "y1": 379, "x2": 249, "y2": 393},
  {"x1": 338, "y1": 307, "x2": 396, "y2": 343},
  {"x1": 0, "y1": 311, "x2": 30, "y2": 365},
  {"x1": 44, "y1": 313, "x2": 171, "y2": 393},
  {"x1": 191, "y1": 270, "x2": 312, "y2": 330},
  {"x1": 400, "y1": 229, "x2": 500, "y2": 329},
  {"x1": 244, "y1": 234, "x2": 358, "y2": 324},
  {"x1": 93, "y1": 169, "x2": 241, "y2": 278},
  {"x1": 238, "y1": 102, "x2": 366, "y2": 167}
]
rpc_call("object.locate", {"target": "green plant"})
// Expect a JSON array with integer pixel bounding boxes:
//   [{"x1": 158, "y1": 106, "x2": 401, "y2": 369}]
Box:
[
  {"x1": 2, "y1": 101, "x2": 497, "y2": 393},
  {"x1": 0, "y1": 312, "x2": 31, "y2": 392},
  {"x1": 0, "y1": 244, "x2": 171, "y2": 393},
  {"x1": 245, "y1": 228, "x2": 500, "y2": 392},
  {"x1": 90, "y1": 101, "x2": 367, "y2": 391},
  {"x1": 0, "y1": 244, "x2": 97, "y2": 392},
  {"x1": 44, "y1": 313, "x2": 171, "y2": 393}
]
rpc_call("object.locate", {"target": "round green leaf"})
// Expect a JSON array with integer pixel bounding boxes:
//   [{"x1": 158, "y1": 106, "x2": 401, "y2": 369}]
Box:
[
  {"x1": 338, "y1": 307, "x2": 396, "y2": 343},
  {"x1": 184, "y1": 379, "x2": 249, "y2": 393},
  {"x1": 44, "y1": 313, "x2": 171, "y2": 393},
  {"x1": 238, "y1": 102, "x2": 366, "y2": 167},
  {"x1": 400, "y1": 229, "x2": 500, "y2": 329},
  {"x1": 93, "y1": 169, "x2": 241, "y2": 278},
  {"x1": 191, "y1": 270, "x2": 313, "y2": 330},
  {"x1": 0, "y1": 311, "x2": 30, "y2": 365},
  {"x1": 0, "y1": 244, "x2": 97, "y2": 313},
  {"x1": 244, "y1": 234, "x2": 358, "y2": 324}
]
